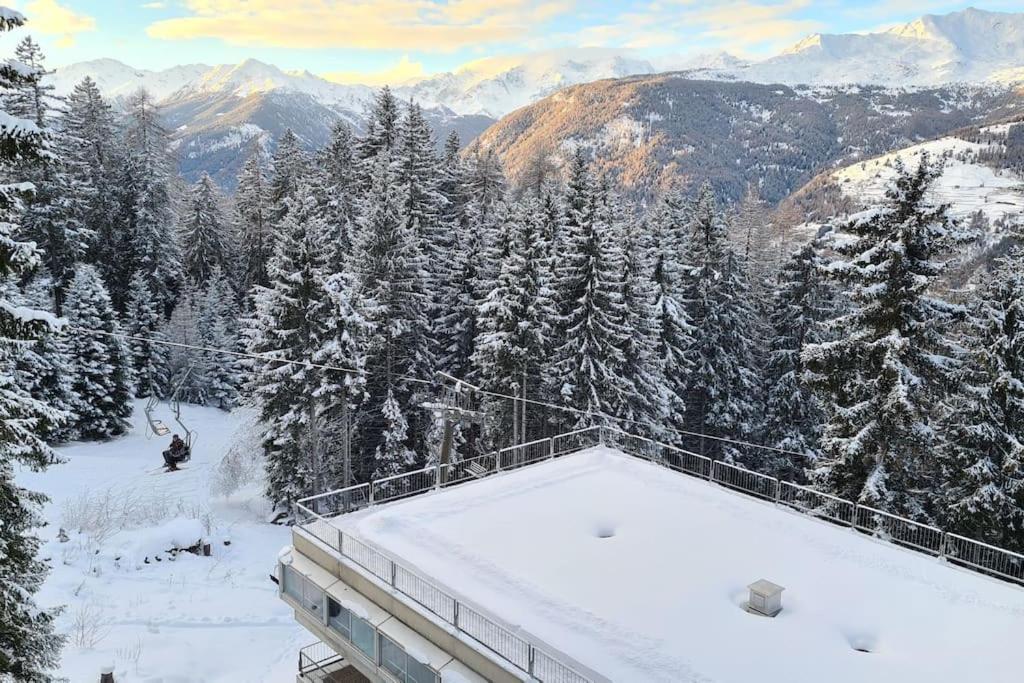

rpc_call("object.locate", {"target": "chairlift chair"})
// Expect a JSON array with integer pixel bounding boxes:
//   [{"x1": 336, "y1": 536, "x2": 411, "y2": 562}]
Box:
[{"x1": 146, "y1": 367, "x2": 199, "y2": 465}]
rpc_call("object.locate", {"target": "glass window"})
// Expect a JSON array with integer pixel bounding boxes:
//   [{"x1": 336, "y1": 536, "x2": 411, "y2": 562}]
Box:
[
  {"x1": 351, "y1": 615, "x2": 376, "y2": 661},
  {"x1": 327, "y1": 598, "x2": 351, "y2": 639},
  {"x1": 283, "y1": 566, "x2": 303, "y2": 602},
  {"x1": 406, "y1": 655, "x2": 438, "y2": 683},
  {"x1": 301, "y1": 577, "x2": 323, "y2": 616},
  {"x1": 379, "y1": 634, "x2": 407, "y2": 681}
]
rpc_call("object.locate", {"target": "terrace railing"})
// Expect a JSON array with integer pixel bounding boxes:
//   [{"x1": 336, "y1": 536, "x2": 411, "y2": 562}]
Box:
[
  {"x1": 291, "y1": 421, "x2": 1024, "y2": 683},
  {"x1": 298, "y1": 641, "x2": 346, "y2": 682}
]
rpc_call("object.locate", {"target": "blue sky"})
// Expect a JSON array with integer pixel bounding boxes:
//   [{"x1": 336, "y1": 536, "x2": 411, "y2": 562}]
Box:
[{"x1": 5, "y1": 1, "x2": 1019, "y2": 83}]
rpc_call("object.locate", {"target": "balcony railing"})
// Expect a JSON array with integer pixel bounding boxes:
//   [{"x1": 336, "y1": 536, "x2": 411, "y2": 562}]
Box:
[
  {"x1": 290, "y1": 422, "x2": 1024, "y2": 683},
  {"x1": 298, "y1": 641, "x2": 347, "y2": 682}
]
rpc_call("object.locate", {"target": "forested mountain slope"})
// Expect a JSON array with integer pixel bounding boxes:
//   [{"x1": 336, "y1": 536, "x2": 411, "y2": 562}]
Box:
[{"x1": 475, "y1": 75, "x2": 1024, "y2": 204}]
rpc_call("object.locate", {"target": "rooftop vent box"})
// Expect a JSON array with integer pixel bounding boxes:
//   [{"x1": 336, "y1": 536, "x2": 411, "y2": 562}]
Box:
[{"x1": 747, "y1": 579, "x2": 784, "y2": 617}]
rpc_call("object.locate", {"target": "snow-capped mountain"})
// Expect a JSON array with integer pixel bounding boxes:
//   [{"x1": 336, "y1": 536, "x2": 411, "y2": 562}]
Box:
[
  {"x1": 394, "y1": 48, "x2": 657, "y2": 117},
  {"x1": 688, "y1": 8, "x2": 1024, "y2": 87},
  {"x1": 49, "y1": 58, "x2": 210, "y2": 101}
]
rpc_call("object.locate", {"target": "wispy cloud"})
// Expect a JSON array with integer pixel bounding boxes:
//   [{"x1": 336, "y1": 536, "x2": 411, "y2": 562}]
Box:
[
  {"x1": 146, "y1": 0, "x2": 575, "y2": 52},
  {"x1": 141, "y1": 1, "x2": 166, "y2": 8},
  {"x1": 323, "y1": 54, "x2": 427, "y2": 86},
  {"x1": 20, "y1": 0, "x2": 97, "y2": 47}
]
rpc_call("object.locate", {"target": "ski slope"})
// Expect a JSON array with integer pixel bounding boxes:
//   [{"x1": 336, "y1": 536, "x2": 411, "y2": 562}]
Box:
[
  {"x1": 336, "y1": 447, "x2": 1024, "y2": 683},
  {"x1": 17, "y1": 401, "x2": 306, "y2": 682}
]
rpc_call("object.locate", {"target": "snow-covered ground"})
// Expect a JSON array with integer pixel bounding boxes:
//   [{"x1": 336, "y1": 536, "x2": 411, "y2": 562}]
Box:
[
  {"x1": 336, "y1": 447, "x2": 1024, "y2": 683},
  {"x1": 17, "y1": 401, "x2": 306, "y2": 682},
  {"x1": 833, "y1": 131, "x2": 1024, "y2": 223}
]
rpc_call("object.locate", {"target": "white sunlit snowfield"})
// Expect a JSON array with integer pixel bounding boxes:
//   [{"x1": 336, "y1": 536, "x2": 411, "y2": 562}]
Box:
[
  {"x1": 336, "y1": 448, "x2": 1024, "y2": 683},
  {"x1": 17, "y1": 400, "x2": 306, "y2": 682}
]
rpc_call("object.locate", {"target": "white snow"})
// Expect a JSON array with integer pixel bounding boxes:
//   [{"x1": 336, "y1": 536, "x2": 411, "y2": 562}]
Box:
[
  {"x1": 334, "y1": 447, "x2": 1024, "y2": 683},
  {"x1": 18, "y1": 400, "x2": 306, "y2": 682},
  {"x1": 832, "y1": 132, "x2": 1024, "y2": 222}
]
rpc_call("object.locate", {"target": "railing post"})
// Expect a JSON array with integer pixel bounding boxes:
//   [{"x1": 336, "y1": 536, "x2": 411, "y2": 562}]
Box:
[
  {"x1": 390, "y1": 560, "x2": 397, "y2": 587},
  {"x1": 939, "y1": 532, "x2": 947, "y2": 559},
  {"x1": 549, "y1": 437, "x2": 556, "y2": 458},
  {"x1": 369, "y1": 483, "x2": 375, "y2": 504},
  {"x1": 453, "y1": 601, "x2": 460, "y2": 631},
  {"x1": 528, "y1": 646, "x2": 536, "y2": 676},
  {"x1": 773, "y1": 478, "x2": 781, "y2": 505},
  {"x1": 336, "y1": 528, "x2": 343, "y2": 554}
]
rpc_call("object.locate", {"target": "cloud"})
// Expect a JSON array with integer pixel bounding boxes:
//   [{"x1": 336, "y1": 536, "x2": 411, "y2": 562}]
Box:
[
  {"x1": 569, "y1": 0, "x2": 823, "y2": 57},
  {"x1": 323, "y1": 55, "x2": 428, "y2": 86},
  {"x1": 142, "y1": 1, "x2": 166, "y2": 8},
  {"x1": 21, "y1": 0, "x2": 96, "y2": 47},
  {"x1": 146, "y1": 0, "x2": 575, "y2": 52}
]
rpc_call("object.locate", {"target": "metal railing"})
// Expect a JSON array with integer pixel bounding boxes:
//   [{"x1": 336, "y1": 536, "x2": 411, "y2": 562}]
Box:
[
  {"x1": 298, "y1": 641, "x2": 346, "y2": 682},
  {"x1": 291, "y1": 422, "x2": 1024, "y2": 683},
  {"x1": 293, "y1": 426, "x2": 602, "y2": 683}
]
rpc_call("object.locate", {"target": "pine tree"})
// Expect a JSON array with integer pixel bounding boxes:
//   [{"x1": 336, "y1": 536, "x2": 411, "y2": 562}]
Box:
[
  {"x1": 162, "y1": 286, "x2": 209, "y2": 404},
  {"x1": 268, "y1": 129, "x2": 308, "y2": 227},
  {"x1": 235, "y1": 146, "x2": 271, "y2": 292},
  {"x1": 804, "y1": 157, "x2": 973, "y2": 519},
  {"x1": 181, "y1": 172, "x2": 234, "y2": 287},
  {"x1": 11, "y1": 276, "x2": 77, "y2": 442},
  {"x1": 358, "y1": 86, "x2": 400, "y2": 162},
  {"x1": 349, "y1": 151, "x2": 428, "y2": 476},
  {"x1": 761, "y1": 242, "x2": 833, "y2": 480},
  {"x1": 9, "y1": 38, "x2": 91, "y2": 312},
  {"x1": 648, "y1": 192, "x2": 694, "y2": 438},
  {"x1": 319, "y1": 122, "x2": 357, "y2": 266},
  {"x1": 679, "y1": 184, "x2": 762, "y2": 463},
  {"x1": 63, "y1": 76, "x2": 119, "y2": 279},
  {"x1": 0, "y1": 13, "x2": 67, "y2": 674},
  {"x1": 63, "y1": 265, "x2": 134, "y2": 439},
  {"x1": 124, "y1": 270, "x2": 169, "y2": 398},
  {"x1": 473, "y1": 198, "x2": 555, "y2": 444},
  {"x1": 939, "y1": 244, "x2": 1024, "y2": 550},
  {"x1": 120, "y1": 89, "x2": 183, "y2": 314},
  {"x1": 250, "y1": 177, "x2": 346, "y2": 506},
  {"x1": 198, "y1": 266, "x2": 242, "y2": 410},
  {"x1": 546, "y1": 155, "x2": 632, "y2": 431}
]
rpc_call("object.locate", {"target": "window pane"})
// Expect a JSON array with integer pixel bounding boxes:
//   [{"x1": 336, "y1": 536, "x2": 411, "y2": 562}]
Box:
[
  {"x1": 302, "y1": 577, "x2": 323, "y2": 616},
  {"x1": 351, "y1": 616, "x2": 376, "y2": 661},
  {"x1": 283, "y1": 567, "x2": 302, "y2": 602},
  {"x1": 379, "y1": 635, "x2": 407, "y2": 681},
  {"x1": 327, "y1": 598, "x2": 351, "y2": 639},
  {"x1": 406, "y1": 655, "x2": 437, "y2": 683}
]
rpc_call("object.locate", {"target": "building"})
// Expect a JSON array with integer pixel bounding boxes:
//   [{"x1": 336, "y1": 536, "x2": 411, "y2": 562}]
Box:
[{"x1": 277, "y1": 426, "x2": 1024, "y2": 682}]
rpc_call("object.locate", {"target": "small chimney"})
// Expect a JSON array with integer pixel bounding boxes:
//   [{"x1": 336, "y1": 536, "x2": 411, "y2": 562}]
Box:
[{"x1": 747, "y1": 579, "x2": 784, "y2": 617}]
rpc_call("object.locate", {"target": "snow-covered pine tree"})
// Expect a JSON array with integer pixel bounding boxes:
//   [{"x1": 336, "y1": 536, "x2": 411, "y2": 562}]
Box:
[
  {"x1": 249, "y1": 176, "x2": 342, "y2": 506},
  {"x1": 938, "y1": 243, "x2": 1024, "y2": 550},
  {"x1": 124, "y1": 270, "x2": 169, "y2": 398},
  {"x1": 618, "y1": 210, "x2": 670, "y2": 436},
  {"x1": 197, "y1": 265, "x2": 242, "y2": 410},
  {"x1": 63, "y1": 76, "x2": 119, "y2": 275},
  {"x1": 181, "y1": 172, "x2": 234, "y2": 288},
  {"x1": 358, "y1": 86, "x2": 400, "y2": 162},
  {"x1": 349, "y1": 151, "x2": 426, "y2": 478},
  {"x1": 63, "y1": 264, "x2": 134, "y2": 439},
  {"x1": 316, "y1": 270, "x2": 372, "y2": 486},
  {"x1": 12, "y1": 276, "x2": 77, "y2": 443},
  {"x1": 761, "y1": 241, "x2": 834, "y2": 480},
  {"x1": 268, "y1": 128, "x2": 308, "y2": 228},
  {"x1": 803, "y1": 157, "x2": 974, "y2": 519},
  {"x1": 473, "y1": 198, "x2": 555, "y2": 445},
  {"x1": 318, "y1": 122, "x2": 357, "y2": 266},
  {"x1": 433, "y1": 131, "x2": 478, "y2": 380},
  {"x1": 679, "y1": 183, "x2": 762, "y2": 463},
  {"x1": 235, "y1": 145, "x2": 271, "y2": 293},
  {"x1": 161, "y1": 286, "x2": 209, "y2": 404},
  {"x1": 647, "y1": 192, "x2": 694, "y2": 438},
  {"x1": 546, "y1": 154, "x2": 632, "y2": 431},
  {"x1": 120, "y1": 88, "x2": 183, "y2": 314},
  {"x1": 9, "y1": 37, "x2": 91, "y2": 312},
  {"x1": 0, "y1": 13, "x2": 66, "y2": 674}
]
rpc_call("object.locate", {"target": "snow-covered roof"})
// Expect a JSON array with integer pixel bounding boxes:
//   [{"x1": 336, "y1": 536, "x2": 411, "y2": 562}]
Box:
[{"x1": 333, "y1": 447, "x2": 1024, "y2": 683}]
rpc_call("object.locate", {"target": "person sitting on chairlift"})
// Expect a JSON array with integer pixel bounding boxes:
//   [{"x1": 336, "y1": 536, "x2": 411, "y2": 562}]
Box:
[{"x1": 163, "y1": 434, "x2": 188, "y2": 471}]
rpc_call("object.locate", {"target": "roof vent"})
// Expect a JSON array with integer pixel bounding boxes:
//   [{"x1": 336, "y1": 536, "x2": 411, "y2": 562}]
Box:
[{"x1": 747, "y1": 579, "x2": 784, "y2": 617}]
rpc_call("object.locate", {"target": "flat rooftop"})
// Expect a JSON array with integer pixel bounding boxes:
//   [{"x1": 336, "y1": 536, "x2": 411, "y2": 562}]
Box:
[{"x1": 332, "y1": 447, "x2": 1024, "y2": 683}]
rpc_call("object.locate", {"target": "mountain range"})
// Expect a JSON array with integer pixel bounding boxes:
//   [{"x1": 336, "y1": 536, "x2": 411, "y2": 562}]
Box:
[{"x1": 44, "y1": 7, "x2": 1024, "y2": 192}]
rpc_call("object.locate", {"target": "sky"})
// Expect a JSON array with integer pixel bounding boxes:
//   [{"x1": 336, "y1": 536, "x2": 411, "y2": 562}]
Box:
[{"x1": 4, "y1": 1, "x2": 1021, "y2": 84}]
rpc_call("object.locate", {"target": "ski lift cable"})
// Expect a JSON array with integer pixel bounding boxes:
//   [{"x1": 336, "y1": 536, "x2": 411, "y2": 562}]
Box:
[{"x1": 64, "y1": 325, "x2": 812, "y2": 461}]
